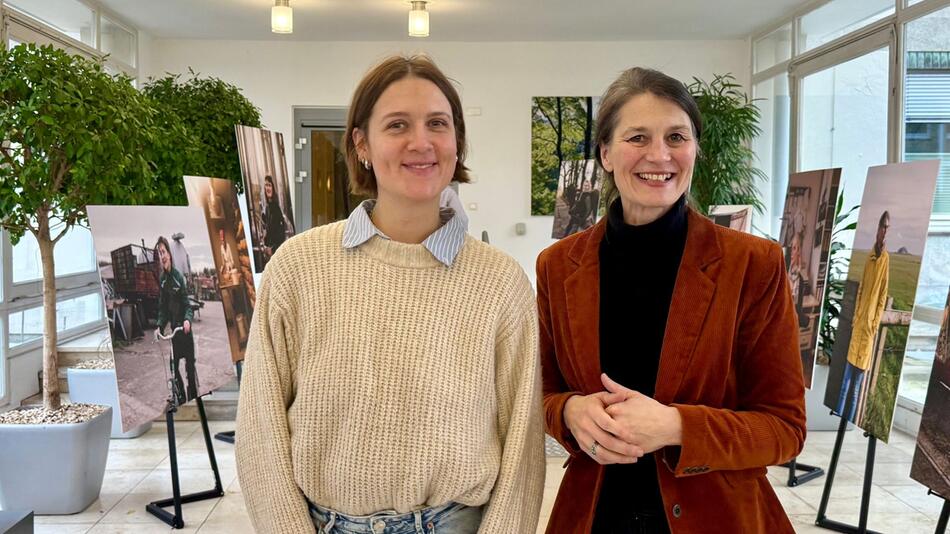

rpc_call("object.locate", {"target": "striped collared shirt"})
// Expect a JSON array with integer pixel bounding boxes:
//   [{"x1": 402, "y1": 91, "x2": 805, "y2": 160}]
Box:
[{"x1": 341, "y1": 199, "x2": 468, "y2": 267}]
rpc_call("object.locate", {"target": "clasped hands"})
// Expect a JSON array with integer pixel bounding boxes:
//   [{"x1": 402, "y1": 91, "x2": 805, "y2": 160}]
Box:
[{"x1": 563, "y1": 373, "x2": 683, "y2": 465}]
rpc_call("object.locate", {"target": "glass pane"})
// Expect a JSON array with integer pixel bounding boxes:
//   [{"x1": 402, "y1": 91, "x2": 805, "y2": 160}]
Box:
[
  {"x1": 0, "y1": 319, "x2": 4, "y2": 399},
  {"x1": 755, "y1": 24, "x2": 792, "y2": 73},
  {"x1": 8, "y1": 293, "x2": 103, "y2": 348},
  {"x1": 753, "y1": 74, "x2": 791, "y2": 237},
  {"x1": 904, "y1": 5, "x2": 950, "y2": 213},
  {"x1": 799, "y1": 47, "x2": 890, "y2": 252},
  {"x1": 799, "y1": 0, "x2": 894, "y2": 53},
  {"x1": 5, "y1": 0, "x2": 95, "y2": 47},
  {"x1": 13, "y1": 224, "x2": 96, "y2": 283},
  {"x1": 9, "y1": 305, "x2": 42, "y2": 347},
  {"x1": 904, "y1": 234, "x2": 950, "y2": 404},
  {"x1": 100, "y1": 16, "x2": 135, "y2": 67}
]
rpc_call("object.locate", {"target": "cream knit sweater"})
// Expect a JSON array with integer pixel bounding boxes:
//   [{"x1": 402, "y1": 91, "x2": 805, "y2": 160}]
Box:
[{"x1": 235, "y1": 221, "x2": 545, "y2": 533}]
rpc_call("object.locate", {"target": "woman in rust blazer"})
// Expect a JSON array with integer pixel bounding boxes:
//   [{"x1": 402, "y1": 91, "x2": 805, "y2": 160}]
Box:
[{"x1": 537, "y1": 67, "x2": 807, "y2": 534}]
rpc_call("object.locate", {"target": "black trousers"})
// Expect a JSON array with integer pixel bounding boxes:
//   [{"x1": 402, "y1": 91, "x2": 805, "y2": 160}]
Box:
[{"x1": 171, "y1": 330, "x2": 198, "y2": 405}]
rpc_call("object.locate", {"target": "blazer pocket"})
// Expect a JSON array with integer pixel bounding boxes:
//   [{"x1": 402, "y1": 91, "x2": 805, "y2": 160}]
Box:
[{"x1": 720, "y1": 467, "x2": 767, "y2": 489}]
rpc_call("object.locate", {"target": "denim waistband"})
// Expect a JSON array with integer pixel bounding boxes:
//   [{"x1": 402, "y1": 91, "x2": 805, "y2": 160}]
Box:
[{"x1": 307, "y1": 500, "x2": 469, "y2": 534}]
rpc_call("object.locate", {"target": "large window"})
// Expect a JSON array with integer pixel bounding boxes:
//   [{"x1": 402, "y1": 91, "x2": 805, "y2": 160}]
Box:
[
  {"x1": 752, "y1": 75, "x2": 791, "y2": 236},
  {"x1": 753, "y1": 0, "x2": 950, "y2": 429},
  {"x1": 3, "y1": 0, "x2": 137, "y2": 80},
  {"x1": 12, "y1": 223, "x2": 96, "y2": 283},
  {"x1": 4, "y1": 0, "x2": 95, "y2": 47},
  {"x1": 797, "y1": 44, "x2": 891, "y2": 249},
  {"x1": 8, "y1": 293, "x2": 103, "y2": 348},
  {"x1": 799, "y1": 0, "x2": 895, "y2": 53},
  {"x1": 902, "y1": 3, "x2": 950, "y2": 405}
]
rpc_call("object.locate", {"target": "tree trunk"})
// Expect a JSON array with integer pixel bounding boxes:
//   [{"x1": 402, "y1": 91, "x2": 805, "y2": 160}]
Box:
[
  {"x1": 37, "y1": 210, "x2": 61, "y2": 411},
  {"x1": 555, "y1": 98, "x2": 563, "y2": 172},
  {"x1": 584, "y1": 96, "x2": 593, "y2": 161}
]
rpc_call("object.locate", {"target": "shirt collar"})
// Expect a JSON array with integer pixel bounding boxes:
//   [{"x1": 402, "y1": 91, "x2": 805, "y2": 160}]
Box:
[{"x1": 341, "y1": 199, "x2": 468, "y2": 267}]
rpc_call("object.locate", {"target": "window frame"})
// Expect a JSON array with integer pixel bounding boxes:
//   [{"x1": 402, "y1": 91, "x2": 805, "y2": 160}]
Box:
[{"x1": 750, "y1": 0, "x2": 950, "y2": 433}]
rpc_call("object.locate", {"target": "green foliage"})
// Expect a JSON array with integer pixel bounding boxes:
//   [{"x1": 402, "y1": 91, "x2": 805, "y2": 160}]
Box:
[
  {"x1": 687, "y1": 74, "x2": 767, "y2": 215},
  {"x1": 143, "y1": 70, "x2": 262, "y2": 194},
  {"x1": 0, "y1": 43, "x2": 194, "y2": 244},
  {"x1": 0, "y1": 43, "x2": 199, "y2": 409},
  {"x1": 530, "y1": 97, "x2": 596, "y2": 215},
  {"x1": 818, "y1": 190, "x2": 859, "y2": 365}
]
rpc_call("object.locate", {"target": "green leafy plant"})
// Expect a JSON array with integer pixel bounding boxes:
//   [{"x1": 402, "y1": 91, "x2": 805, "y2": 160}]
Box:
[
  {"x1": 688, "y1": 74, "x2": 767, "y2": 215},
  {"x1": 818, "y1": 190, "x2": 859, "y2": 365},
  {"x1": 0, "y1": 44, "x2": 197, "y2": 410},
  {"x1": 143, "y1": 69, "x2": 262, "y2": 194}
]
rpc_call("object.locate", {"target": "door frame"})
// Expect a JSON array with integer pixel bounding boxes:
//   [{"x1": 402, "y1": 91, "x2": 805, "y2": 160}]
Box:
[{"x1": 292, "y1": 106, "x2": 348, "y2": 233}]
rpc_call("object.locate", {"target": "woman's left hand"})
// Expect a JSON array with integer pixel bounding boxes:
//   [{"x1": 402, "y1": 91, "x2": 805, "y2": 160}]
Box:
[
  {"x1": 183, "y1": 320, "x2": 191, "y2": 335},
  {"x1": 601, "y1": 373, "x2": 682, "y2": 454}
]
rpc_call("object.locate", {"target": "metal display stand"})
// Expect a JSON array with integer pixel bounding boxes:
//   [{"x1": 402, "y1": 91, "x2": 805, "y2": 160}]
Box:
[
  {"x1": 780, "y1": 456, "x2": 825, "y2": 487},
  {"x1": 932, "y1": 491, "x2": 948, "y2": 534},
  {"x1": 146, "y1": 397, "x2": 224, "y2": 529},
  {"x1": 147, "y1": 327, "x2": 224, "y2": 528},
  {"x1": 214, "y1": 360, "x2": 242, "y2": 444},
  {"x1": 815, "y1": 404, "x2": 882, "y2": 534}
]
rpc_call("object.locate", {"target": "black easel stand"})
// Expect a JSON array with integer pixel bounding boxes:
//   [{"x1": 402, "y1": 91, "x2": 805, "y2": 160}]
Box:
[
  {"x1": 147, "y1": 396, "x2": 225, "y2": 529},
  {"x1": 932, "y1": 490, "x2": 948, "y2": 534},
  {"x1": 815, "y1": 407, "x2": 882, "y2": 534},
  {"x1": 214, "y1": 360, "x2": 242, "y2": 444},
  {"x1": 780, "y1": 456, "x2": 825, "y2": 487}
]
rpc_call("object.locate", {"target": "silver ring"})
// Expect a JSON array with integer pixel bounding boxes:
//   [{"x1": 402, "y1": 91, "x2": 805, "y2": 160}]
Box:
[{"x1": 590, "y1": 441, "x2": 599, "y2": 457}]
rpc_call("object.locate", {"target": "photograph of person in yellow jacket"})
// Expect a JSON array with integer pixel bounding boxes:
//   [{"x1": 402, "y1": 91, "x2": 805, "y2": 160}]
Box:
[{"x1": 836, "y1": 210, "x2": 890, "y2": 422}]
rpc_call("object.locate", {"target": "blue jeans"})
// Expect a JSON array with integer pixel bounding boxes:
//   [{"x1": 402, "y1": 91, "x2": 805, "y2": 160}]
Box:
[
  {"x1": 836, "y1": 362, "x2": 866, "y2": 423},
  {"x1": 308, "y1": 501, "x2": 482, "y2": 534}
]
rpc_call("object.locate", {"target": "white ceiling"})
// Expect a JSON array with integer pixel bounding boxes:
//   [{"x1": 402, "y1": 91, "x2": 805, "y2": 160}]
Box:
[{"x1": 95, "y1": 0, "x2": 812, "y2": 42}]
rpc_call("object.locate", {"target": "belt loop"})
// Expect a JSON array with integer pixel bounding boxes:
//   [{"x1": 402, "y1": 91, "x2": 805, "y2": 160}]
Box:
[
  {"x1": 414, "y1": 509, "x2": 425, "y2": 534},
  {"x1": 322, "y1": 510, "x2": 337, "y2": 534}
]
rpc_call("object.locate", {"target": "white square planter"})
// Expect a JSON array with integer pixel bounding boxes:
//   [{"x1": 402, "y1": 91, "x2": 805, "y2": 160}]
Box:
[
  {"x1": 0, "y1": 406, "x2": 111, "y2": 514},
  {"x1": 67, "y1": 368, "x2": 151, "y2": 438}
]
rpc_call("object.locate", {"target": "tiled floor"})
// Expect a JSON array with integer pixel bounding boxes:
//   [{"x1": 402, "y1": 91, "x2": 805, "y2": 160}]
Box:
[{"x1": 33, "y1": 422, "x2": 947, "y2": 533}]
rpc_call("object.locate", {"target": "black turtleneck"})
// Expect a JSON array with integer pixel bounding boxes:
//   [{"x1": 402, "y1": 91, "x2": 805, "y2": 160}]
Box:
[{"x1": 593, "y1": 194, "x2": 688, "y2": 532}]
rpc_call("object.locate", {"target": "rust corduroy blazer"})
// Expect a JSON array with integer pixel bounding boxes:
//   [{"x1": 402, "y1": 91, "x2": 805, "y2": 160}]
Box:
[{"x1": 536, "y1": 209, "x2": 807, "y2": 534}]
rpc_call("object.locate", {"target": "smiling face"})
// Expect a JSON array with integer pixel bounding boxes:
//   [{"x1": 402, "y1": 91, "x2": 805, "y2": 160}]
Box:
[
  {"x1": 599, "y1": 92, "x2": 697, "y2": 225},
  {"x1": 352, "y1": 76, "x2": 457, "y2": 207},
  {"x1": 157, "y1": 242, "x2": 171, "y2": 272}
]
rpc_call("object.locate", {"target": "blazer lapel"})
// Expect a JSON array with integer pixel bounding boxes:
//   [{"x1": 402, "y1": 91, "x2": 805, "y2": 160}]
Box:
[
  {"x1": 563, "y1": 221, "x2": 607, "y2": 394},
  {"x1": 654, "y1": 209, "x2": 723, "y2": 404}
]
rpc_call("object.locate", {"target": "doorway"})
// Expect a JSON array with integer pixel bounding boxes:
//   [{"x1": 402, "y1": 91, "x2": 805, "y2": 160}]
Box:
[{"x1": 293, "y1": 107, "x2": 368, "y2": 232}]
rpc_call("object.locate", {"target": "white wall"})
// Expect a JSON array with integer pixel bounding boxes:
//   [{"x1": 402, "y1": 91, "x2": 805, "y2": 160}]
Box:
[
  {"x1": 148, "y1": 40, "x2": 750, "y2": 283},
  {"x1": 137, "y1": 28, "x2": 153, "y2": 86}
]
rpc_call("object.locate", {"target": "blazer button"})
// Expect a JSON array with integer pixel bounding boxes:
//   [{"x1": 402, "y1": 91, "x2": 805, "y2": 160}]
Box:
[{"x1": 672, "y1": 504, "x2": 682, "y2": 518}]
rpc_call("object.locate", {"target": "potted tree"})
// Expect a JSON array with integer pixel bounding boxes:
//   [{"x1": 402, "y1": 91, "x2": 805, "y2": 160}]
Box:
[
  {"x1": 143, "y1": 69, "x2": 263, "y2": 193},
  {"x1": 0, "y1": 43, "x2": 194, "y2": 513},
  {"x1": 687, "y1": 73, "x2": 767, "y2": 215}
]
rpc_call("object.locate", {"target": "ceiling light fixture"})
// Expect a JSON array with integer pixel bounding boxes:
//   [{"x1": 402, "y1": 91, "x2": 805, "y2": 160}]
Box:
[
  {"x1": 408, "y1": 1, "x2": 429, "y2": 38},
  {"x1": 272, "y1": 0, "x2": 293, "y2": 34}
]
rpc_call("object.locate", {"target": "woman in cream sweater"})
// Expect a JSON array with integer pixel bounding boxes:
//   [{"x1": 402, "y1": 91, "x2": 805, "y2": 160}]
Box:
[{"x1": 235, "y1": 54, "x2": 545, "y2": 534}]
